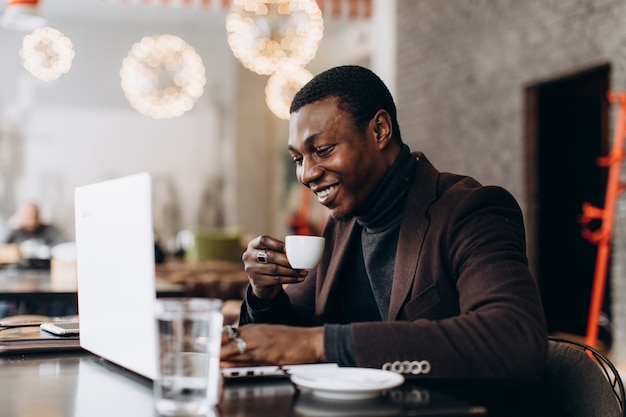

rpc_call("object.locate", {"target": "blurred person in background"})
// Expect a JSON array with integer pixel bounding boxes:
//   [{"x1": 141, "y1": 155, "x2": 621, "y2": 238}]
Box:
[
  {"x1": 0, "y1": 202, "x2": 71, "y2": 316},
  {"x1": 2, "y1": 201, "x2": 66, "y2": 266},
  {"x1": 2, "y1": 201, "x2": 65, "y2": 248}
]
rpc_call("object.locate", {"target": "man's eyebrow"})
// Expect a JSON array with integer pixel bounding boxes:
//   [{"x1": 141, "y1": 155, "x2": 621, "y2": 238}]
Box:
[{"x1": 288, "y1": 132, "x2": 322, "y2": 152}]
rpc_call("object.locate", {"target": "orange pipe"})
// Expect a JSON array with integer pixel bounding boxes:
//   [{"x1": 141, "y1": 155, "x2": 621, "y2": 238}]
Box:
[
  {"x1": 6, "y1": 0, "x2": 39, "y2": 5},
  {"x1": 585, "y1": 91, "x2": 626, "y2": 347}
]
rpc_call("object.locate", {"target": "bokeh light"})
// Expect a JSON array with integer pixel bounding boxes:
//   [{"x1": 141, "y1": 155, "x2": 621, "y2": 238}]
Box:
[
  {"x1": 120, "y1": 34, "x2": 206, "y2": 119},
  {"x1": 20, "y1": 26, "x2": 75, "y2": 81},
  {"x1": 226, "y1": 0, "x2": 324, "y2": 76}
]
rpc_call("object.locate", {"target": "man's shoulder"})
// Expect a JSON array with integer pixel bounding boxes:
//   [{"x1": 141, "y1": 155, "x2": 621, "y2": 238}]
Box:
[
  {"x1": 412, "y1": 152, "x2": 485, "y2": 198},
  {"x1": 438, "y1": 178, "x2": 518, "y2": 209}
]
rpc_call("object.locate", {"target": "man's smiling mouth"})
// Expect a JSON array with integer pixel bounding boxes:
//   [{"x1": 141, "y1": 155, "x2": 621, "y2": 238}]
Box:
[{"x1": 315, "y1": 185, "x2": 337, "y2": 203}]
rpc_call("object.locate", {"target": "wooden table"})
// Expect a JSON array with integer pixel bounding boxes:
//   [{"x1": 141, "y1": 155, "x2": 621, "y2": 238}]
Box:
[
  {"x1": 0, "y1": 267, "x2": 185, "y2": 317},
  {"x1": 155, "y1": 259, "x2": 249, "y2": 300},
  {"x1": 0, "y1": 267, "x2": 184, "y2": 298}
]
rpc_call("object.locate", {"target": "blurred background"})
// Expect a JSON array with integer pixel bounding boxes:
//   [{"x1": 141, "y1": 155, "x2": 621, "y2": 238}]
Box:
[{"x1": 0, "y1": 0, "x2": 391, "y2": 246}]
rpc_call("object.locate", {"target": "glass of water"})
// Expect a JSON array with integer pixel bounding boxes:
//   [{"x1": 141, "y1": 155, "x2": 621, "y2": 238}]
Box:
[{"x1": 154, "y1": 298, "x2": 223, "y2": 416}]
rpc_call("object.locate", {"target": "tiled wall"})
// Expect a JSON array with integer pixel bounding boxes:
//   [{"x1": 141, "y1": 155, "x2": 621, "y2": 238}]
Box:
[{"x1": 395, "y1": 0, "x2": 626, "y2": 362}]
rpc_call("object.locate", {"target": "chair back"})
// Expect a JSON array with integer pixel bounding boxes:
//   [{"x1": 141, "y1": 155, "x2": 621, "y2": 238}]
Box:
[
  {"x1": 546, "y1": 336, "x2": 625, "y2": 417},
  {"x1": 184, "y1": 228, "x2": 243, "y2": 263}
]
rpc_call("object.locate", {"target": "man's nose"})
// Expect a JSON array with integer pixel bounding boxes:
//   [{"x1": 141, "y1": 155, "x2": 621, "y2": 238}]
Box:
[{"x1": 299, "y1": 157, "x2": 322, "y2": 185}]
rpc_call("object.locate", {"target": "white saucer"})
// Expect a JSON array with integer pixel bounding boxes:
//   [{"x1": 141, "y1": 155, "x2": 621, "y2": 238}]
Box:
[{"x1": 289, "y1": 367, "x2": 405, "y2": 400}]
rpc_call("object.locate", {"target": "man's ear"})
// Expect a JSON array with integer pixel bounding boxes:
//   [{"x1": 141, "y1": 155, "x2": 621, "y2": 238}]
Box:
[{"x1": 371, "y1": 110, "x2": 393, "y2": 149}]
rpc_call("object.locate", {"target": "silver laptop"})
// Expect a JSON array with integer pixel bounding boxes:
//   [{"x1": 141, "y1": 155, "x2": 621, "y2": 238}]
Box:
[{"x1": 75, "y1": 172, "x2": 158, "y2": 380}]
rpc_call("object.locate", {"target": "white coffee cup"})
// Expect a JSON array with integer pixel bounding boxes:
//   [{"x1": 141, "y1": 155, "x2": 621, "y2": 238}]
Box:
[{"x1": 285, "y1": 235, "x2": 325, "y2": 270}]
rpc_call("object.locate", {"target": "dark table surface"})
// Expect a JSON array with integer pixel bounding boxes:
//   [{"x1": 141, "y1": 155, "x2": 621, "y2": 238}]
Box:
[
  {"x1": 0, "y1": 266, "x2": 185, "y2": 318},
  {"x1": 0, "y1": 350, "x2": 490, "y2": 417},
  {"x1": 0, "y1": 267, "x2": 184, "y2": 298}
]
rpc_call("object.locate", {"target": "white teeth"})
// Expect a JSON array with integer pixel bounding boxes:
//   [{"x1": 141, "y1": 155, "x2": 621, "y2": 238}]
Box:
[{"x1": 316, "y1": 185, "x2": 336, "y2": 201}]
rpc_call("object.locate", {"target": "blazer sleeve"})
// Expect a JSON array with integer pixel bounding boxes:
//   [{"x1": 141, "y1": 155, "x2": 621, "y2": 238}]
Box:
[{"x1": 239, "y1": 269, "x2": 319, "y2": 326}]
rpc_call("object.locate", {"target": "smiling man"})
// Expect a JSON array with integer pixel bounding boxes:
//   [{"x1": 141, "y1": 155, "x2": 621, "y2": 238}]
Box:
[{"x1": 222, "y1": 65, "x2": 552, "y2": 413}]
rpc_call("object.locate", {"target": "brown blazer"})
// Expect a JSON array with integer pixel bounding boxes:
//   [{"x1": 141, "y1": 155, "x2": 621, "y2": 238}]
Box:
[{"x1": 242, "y1": 152, "x2": 548, "y2": 381}]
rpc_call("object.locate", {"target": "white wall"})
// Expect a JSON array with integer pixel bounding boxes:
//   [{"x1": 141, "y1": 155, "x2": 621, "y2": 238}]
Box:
[{"x1": 0, "y1": 7, "x2": 236, "y2": 250}]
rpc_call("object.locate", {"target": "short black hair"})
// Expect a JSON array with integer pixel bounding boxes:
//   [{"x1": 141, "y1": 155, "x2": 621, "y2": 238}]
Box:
[{"x1": 290, "y1": 65, "x2": 402, "y2": 142}]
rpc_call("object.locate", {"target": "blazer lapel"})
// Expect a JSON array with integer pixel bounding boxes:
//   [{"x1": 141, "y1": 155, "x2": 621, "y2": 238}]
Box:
[
  {"x1": 388, "y1": 152, "x2": 439, "y2": 320},
  {"x1": 315, "y1": 220, "x2": 361, "y2": 317}
]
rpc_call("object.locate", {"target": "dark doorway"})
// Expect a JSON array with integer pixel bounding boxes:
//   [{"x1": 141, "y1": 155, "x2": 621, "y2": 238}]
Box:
[{"x1": 525, "y1": 64, "x2": 611, "y2": 346}]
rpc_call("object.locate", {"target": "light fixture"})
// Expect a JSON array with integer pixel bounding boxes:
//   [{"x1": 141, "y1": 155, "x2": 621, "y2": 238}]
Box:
[
  {"x1": 20, "y1": 26, "x2": 75, "y2": 81},
  {"x1": 119, "y1": 34, "x2": 206, "y2": 119},
  {"x1": 0, "y1": 0, "x2": 46, "y2": 32},
  {"x1": 265, "y1": 65, "x2": 312, "y2": 120},
  {"x1": 225, "y1": 0, "x2": 324, "y2": 76}
]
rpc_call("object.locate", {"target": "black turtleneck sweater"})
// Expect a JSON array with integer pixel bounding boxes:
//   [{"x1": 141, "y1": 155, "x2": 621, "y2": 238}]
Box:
[{"x1": 324, "y1": 145, "x2": 416, "y2": 366}]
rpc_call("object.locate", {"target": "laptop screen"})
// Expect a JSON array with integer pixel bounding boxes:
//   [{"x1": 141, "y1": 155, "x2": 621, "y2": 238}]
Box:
[{"x1": 74, "y1": 172, "x2": 158, "y2": 380}]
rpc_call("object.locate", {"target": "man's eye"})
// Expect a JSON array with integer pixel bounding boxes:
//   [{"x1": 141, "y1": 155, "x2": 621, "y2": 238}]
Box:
[
  {"x1": 291, "y1": 155, "x2": 303, "y2": 165},
  {"x1": 315, "y1": 145, "x2": 334, "y2": 156}
]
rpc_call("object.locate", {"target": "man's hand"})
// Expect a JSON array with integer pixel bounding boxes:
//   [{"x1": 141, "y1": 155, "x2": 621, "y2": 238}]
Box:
[
  {"x1": 242, "y1": 235, "x2": 308, "y2": 300},
  {"x1": 220, "y1": 324, "x2": 326, "y2": 367}
]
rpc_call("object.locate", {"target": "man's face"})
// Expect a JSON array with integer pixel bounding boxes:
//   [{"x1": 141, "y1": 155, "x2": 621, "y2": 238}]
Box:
[
  {"x1": 18, "y1": 204, "x2": 40, "y2": 232},
  {"x1": 288, "y1": 98, "x2": 388, "y2": 220}
]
